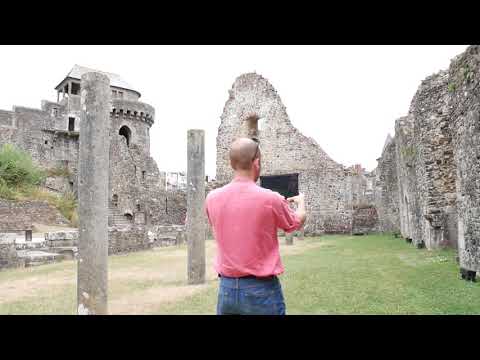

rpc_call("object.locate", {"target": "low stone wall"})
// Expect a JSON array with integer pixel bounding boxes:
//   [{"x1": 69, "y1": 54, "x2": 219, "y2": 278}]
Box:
[
  {"x1": 14, "y1": 241, "x2": 46, "y2": 251},
  {"x1": 352, "y1": 206, "x2": 379, "y2": 235},
  {"x1": 45, "y1": 230, "x2": 78, "y2": 259},
  {"x1": 0, "y1": 200, "x2": 70, "y2": 232},
  {"x1": 148, "y1": 225, "x2": 185, "y2": 247},
  {"x1": 108, "y1": 225, "x2": 151, "y2": 254},
  {"x1": 17, "y1": 250, "x2": 63, "y2": 267}
]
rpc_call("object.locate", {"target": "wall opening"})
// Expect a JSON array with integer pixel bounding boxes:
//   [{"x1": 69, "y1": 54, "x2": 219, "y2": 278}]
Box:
[
  {"x1": 68, "y1": 117, "x2": 75, "y2": 132},
  {"x1": 112, "y1": 194, "x2": 118, "y2": 207},
  {"x1": 119, "y1": 125, "x2": 132, "y2": 147},
  {"x1": 245, "y1": 115, "x2": 259, "y2": 141},
  {"x1": 124, "y1": 213, "x2": 133, "y2": 222},
  {"x1": 142, "y1": 170, "x2": 146, "y2": 180},
  {"x1": 71, "y1": 82, "x2": 80, "y2": 95}
]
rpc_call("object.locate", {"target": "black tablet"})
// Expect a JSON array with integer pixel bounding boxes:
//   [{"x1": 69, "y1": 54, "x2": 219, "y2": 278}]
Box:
[{"x1": 260, "y1": 173, "x2": 299, "y2": 199}]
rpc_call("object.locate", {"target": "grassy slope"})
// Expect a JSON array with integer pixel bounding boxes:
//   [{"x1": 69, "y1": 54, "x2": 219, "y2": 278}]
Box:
[{"x1": 0, "y1": 234, "x2": 479, "y2": 315}]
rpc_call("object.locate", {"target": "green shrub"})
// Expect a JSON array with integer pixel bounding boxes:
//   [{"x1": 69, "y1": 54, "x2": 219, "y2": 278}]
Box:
[
  {"x1": 70, "y1": 209, "x2": 79, "y2": 227},
  {"x1": 0, "y1": 144, "x2": 78, "y2": 225},
  {"x1": 15, "y1": 186, "x2": 78, "y2": 225},
  {"x1": 0, "y1": 177, "x2": 14, "y2": 199},
  {"x1": 53, "y1": 191, "x2": 77, "y2": 223},
  {"x1": 0, "y1": 144, "x2": 45, "y2": 188}
]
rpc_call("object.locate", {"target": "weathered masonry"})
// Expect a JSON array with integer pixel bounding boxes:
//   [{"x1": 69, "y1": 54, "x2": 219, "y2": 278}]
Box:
[
  {"x1": 0, "y1": 65, "x2": 185, "y2": 256},
  {"x1": 374, "y1": 45, "x2": 480, "y2": 279},
  {"x1": 215, "y1": 73, "x2": 372, "y2": 235}
]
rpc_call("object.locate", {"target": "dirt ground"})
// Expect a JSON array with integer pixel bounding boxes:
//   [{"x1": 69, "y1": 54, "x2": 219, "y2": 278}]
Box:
[{"x1": 0, "y1": 236, "x2": 323, "y2": 315}]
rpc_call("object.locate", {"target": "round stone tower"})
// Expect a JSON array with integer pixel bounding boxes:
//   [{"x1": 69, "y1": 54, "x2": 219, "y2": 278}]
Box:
[{"x1": 54, "y1": 65, "x2": 160, "y2": 233}]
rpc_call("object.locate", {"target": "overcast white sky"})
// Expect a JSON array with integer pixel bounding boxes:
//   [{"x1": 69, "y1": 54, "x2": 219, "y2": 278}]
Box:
[{"x1": 0, "y1": 45, "x2": 468, "y2": 177}]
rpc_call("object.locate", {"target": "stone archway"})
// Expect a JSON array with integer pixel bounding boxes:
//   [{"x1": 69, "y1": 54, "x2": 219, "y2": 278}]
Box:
[{"x1": 119, "y1": 125, "x2": 132, "y2": 147}]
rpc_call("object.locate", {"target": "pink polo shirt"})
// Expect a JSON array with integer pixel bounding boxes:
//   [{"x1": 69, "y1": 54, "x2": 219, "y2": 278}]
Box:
[{"x1": 205, "y1": 175, "x2": 302, "y2": 277}]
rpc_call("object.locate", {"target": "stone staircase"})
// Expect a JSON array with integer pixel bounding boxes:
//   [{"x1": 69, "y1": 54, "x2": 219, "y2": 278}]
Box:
[{"x1": 108, "y1": 205, "x2": 132, "y2": 228}]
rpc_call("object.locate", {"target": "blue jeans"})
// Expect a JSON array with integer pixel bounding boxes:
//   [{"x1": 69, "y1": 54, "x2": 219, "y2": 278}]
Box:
[{"x1": 217, "y1": 275, "x2": 286, "y2": 315}]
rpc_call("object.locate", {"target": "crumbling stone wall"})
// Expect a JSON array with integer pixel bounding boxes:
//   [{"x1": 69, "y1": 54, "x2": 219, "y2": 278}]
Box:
[
  {"x1": 0, "y1": 200, "x2": 70, "y2": 231},
  {"x1": 216, "y1": 73, "x2": 353, "y2": 235},
  {"x1": 108, "y1": 225, "x2": 151, "y2": 254},
  {"x1": 0, "y1": 68, "x2": 181, "y2": 254},
  {"x1": 408, "y1": 70, "x2": 457, "y2": 249},
  {"x1": 352, "y1": 205, "x2": 379, "y2": 234},
  {"x1": 147, "y1": 188, "x2": 187, "y2": 226},
  {"x1": 375, "y1": 45, "x2": 479, "y2": 278},
  {"x1": 448, "y1": 46, "x2": 480, "y2": 272},
  {"x1": 393, "y1": 116, "x2": 418, "y2": 243},
  {"x1": 374, "y1": 136, "x2": 400, "y2": 233},
  {"x1": 148, "y1": 224, "x2": 185, "y2": 247}
]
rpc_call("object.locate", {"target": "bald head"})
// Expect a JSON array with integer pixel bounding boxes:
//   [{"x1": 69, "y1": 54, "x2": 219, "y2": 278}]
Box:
[{"x1": 229, "y1": 138, "x2": 260, "y2": 170}]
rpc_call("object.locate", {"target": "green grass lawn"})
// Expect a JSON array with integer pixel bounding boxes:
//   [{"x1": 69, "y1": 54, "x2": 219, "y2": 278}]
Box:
[{"x1": 1, "y1": 233, "x2": 479, "y2": 315}]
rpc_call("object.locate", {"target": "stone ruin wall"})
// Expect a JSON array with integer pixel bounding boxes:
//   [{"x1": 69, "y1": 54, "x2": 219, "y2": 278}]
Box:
[
  {"x1": 448, "y1": 46, "x2": 480, "y2": 272},
  {"x1": 0, "y1": 79, "x2": 188, "y2": 257},
  {"x1": 108, "y1": 101, "x2": 155, "y2": 231},
  {"x1": 375, "y1": 45, "x2": 480, "y2": 273},
  {"x1": 410, "y1": 70, "x2": 457, "y2": 249},
  {"x1": 374, "y1": 137, "x2": 400, "y2": 233},
  {"x1": 108, "y1": 226, "x2": 151, "y2": 255},
  {"x1": 0, "y1": 200, "x2": 71, "y2": 270},
  {"x1": 0, "y1": 200, "x2": 70, "y2": 231},
  {"x1": 0, "y1": 104, "x2": 80, "y2": 180},
  {"x1": 393, "y1": 116, "x2": 418, "y2": 243},
  {"x1": 216, "y1": 73, "x2": 356, "y2": 235}
]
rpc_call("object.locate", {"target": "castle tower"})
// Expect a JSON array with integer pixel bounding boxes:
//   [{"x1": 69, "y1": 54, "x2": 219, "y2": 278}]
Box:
[
  {"x1": 0, "y1": 65, "x2": 180, "y2": 254},
  {"x1": 50, "y1": 66, "x2": 162, "y2": 243}
]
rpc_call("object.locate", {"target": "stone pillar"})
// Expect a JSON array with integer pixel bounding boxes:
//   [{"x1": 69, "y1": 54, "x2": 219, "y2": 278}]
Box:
[
  {"x1": 297, "y1": 227, "x2": 305, "y2": 240},
  {"x1": 77, "y1": 72, "x2": 111, "y2": 315},
  {"x1": 186, "y1": 129, "x2": 206, "y2": 285},
  {"x1": 285, "y1": 231, "x2": 294, "y2": 245}
]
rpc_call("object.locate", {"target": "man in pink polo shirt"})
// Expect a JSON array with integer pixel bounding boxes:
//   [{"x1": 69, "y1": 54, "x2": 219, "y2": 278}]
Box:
[{"x1": 205, "y1": 137, "x2": 307, "y2": 315}]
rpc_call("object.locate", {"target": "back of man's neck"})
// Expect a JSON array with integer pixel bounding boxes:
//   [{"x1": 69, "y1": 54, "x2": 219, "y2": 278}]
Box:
[{"x1": 233, "y1": 172, "x2": 255, "y2": 182}]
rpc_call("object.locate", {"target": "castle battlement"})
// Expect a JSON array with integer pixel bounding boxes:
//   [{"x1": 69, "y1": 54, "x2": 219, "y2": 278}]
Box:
[{"x1": 111, "y1": 99, "x2": 154, "y2": 127}]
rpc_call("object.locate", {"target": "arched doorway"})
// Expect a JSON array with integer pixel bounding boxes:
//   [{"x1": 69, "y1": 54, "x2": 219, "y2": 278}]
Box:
[{"x1": 119, "y1": 125, "x2": 132, "y2": 147}]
